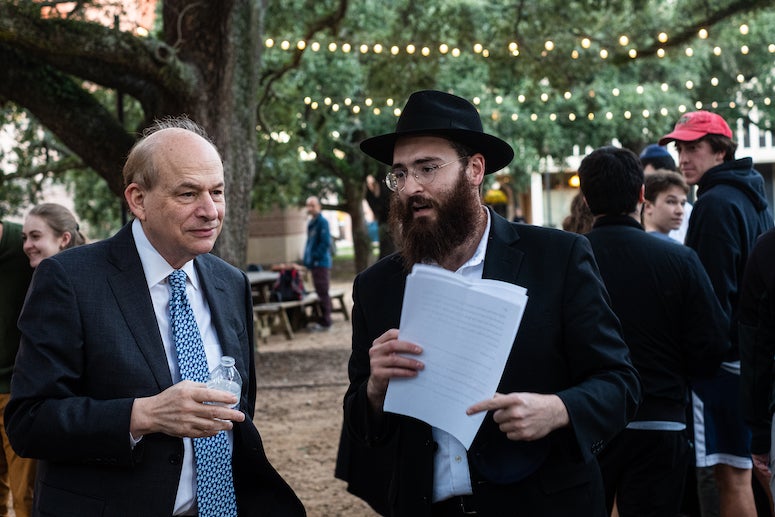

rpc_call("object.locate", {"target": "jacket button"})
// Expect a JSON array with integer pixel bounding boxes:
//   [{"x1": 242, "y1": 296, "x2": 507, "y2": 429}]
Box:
[{"x1": 168, "y1": 454, "x2": 182, "y2": 465}]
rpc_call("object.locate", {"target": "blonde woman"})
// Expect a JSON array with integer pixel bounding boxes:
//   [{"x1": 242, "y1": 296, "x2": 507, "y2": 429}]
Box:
[
  {"x1": 22, "y1": 203, "x2": 86, "y2": 268},
  {"x1": 5, "y1": 204, "x2": 85, "y2": 517}
]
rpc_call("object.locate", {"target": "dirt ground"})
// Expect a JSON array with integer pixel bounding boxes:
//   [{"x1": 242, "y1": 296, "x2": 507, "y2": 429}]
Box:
[{"x1": 252, "y1": 279, "x2": 381, "y2": 517}]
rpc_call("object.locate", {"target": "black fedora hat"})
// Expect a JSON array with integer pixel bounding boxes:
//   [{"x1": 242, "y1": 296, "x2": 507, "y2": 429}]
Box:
[{"x1": 360, "y1": 90, "x2": 514, "y2": 175}]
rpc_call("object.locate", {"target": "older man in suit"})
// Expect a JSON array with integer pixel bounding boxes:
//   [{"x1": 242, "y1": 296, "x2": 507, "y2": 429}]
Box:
[
  {"x1": 5, "y1": 117, "x2": 304, "y2": 517},
  {"x1": 336, "y1": 90, "x2": 641, "y2": 516}
]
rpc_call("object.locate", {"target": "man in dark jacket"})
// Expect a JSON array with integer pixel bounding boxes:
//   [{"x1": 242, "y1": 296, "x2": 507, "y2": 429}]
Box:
[
  {"x1": 739, "y1": 228, "x2": 775, "y2": 504},
  {"x1": 5, "y1": 118, "x2": 304, "y2": 517},
  {"x1": 659, "y1": 111, "x2": 774, "y2": 516},
  {"x1": 0, "y1": 220, "x2": 35, "y2": 516},
  {"x1": 578, "y1": 146, "x2": 730, "y2": 516},
  {"x1": 336, "y1": 90, "x2": 641, "y2": 517}
]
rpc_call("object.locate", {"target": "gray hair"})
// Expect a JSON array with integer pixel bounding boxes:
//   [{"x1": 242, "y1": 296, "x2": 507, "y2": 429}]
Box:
[{"x1": 122, "y1": 115, "x2": 218, "y2": 189}]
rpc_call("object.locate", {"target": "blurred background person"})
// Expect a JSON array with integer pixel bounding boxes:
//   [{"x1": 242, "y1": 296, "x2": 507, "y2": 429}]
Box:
[
  {"x1": 642, "y1": 170, "x2": 689, "y2": 242},
  {"x1": 640, "y1": 143, "x2": 692, "y2": 243},
  {"x1": 22, "y1": 203, "x2": 86, "y2": 268},
  {"x1": 740, "y1": 227, "x2": 775, "y2": 515},
  {"x1": 303, "y1": 195, "x2": 332, "y2": 331},
  {"x1": 0, "y1": 218, "x2": 34, "y2": 517},
  {"x1": 562, "y1": 192, "x2": 594, "y2": 234},
  {"x1": 9, "y1": 203, "x2": 86, "y2": 516},
  {"x1": 640, "y1": 143, "x2": 678, "y2": 174}
]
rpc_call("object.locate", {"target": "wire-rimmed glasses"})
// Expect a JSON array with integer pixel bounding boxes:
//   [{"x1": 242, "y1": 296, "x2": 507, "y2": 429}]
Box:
[{"x1": 384, "y1": 155, "x2": 469, "y2": 192}]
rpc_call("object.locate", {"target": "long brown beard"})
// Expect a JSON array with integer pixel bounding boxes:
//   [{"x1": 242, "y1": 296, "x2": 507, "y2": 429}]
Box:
[{"x1": 388, "y1": 169, "x2": 482, "y2": 270}]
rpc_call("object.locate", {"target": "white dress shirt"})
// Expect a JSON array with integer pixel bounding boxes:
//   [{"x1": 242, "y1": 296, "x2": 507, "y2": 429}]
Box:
[
  {"x1": 132, "y1": 219, "x2": 231, "y2": 516},
  {"x1": 431, "y1": 209, "x2": 491, "y2": 503}
]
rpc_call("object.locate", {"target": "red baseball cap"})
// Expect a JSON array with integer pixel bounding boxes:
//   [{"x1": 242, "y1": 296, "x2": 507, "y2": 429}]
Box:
[{"x1": 658, "y1": 111, "x2": 733, "y2": 145}]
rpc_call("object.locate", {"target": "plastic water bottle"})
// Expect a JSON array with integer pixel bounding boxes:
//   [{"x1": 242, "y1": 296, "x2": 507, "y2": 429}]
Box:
[{"x1": 206, "y1": 356, "x2": 242, "y2": 409}]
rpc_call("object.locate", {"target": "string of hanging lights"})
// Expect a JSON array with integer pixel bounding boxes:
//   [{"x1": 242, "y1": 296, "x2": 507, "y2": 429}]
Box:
[
  {"x1": 265, "y1": 24, "x2": 772, "y2": 62},
  {"x1": 298, "y1": 90, "x2": 772, "y2": 127},
  {"x1": 266, "y1": 22, "x2": 775, "y2": 125}
]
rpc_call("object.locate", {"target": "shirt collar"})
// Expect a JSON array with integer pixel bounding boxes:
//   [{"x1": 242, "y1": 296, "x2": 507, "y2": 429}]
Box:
[
  {"x1": 591, "y1": 214, "x2": 644, "y2": 231},
  {"x1": 132, "y1": 219, "x2": 199, "y2": 290},
  {"x1": 456, "y1": 207, "x2": 491, "y2": 273}
]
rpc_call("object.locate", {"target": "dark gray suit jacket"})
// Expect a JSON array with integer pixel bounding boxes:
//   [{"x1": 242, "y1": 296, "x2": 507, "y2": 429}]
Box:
[
  {"x1": 6, "y1": 224, "x2": 304, "y2": 517},
  {"x1": 337, "y1": 209, "x2": 641, "y2": 517}
]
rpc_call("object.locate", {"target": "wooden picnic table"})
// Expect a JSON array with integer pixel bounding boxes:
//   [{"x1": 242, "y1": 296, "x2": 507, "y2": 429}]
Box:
[
  {"x1": 246, "y1": 266, "x2": 350, "y2": 347},
  {"x1": 252, "y1": 288, "x2": 349, "y2": 346},
  {"x1": 246, "y1": 270, "x2": 280, "y2": 303}
]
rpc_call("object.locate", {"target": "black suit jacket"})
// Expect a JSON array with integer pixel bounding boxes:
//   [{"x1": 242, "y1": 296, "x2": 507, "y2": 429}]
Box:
[
  {"x1": 586, "y1": 216, "x2": 729, "y2": 422},
  {"x1": 336, "y1": 210, "x2": 640, "y2": 517},
  {"x1": 6, "y1": 224, "x2": 305, "y2": 517}
]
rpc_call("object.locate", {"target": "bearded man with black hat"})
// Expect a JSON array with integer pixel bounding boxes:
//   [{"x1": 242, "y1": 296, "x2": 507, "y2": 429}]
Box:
[{"x1": 335, "y1": 90, "x2": 641, "y2": 516}]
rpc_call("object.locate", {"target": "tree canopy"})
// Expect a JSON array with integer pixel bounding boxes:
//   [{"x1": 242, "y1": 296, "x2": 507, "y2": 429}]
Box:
[{"x1": 1, "y1": 0, "x2": 773, "y2": 270}]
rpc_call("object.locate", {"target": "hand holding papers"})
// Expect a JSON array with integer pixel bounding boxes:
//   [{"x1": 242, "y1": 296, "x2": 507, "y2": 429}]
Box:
[{"x1": 383, "y1": 264, "x2": 528, "y2": 449}]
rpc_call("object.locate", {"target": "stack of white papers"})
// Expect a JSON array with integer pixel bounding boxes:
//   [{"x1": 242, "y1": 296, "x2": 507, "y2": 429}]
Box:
[{"x1": 383, "y1": 263, "x2": 528, "y2": 449}]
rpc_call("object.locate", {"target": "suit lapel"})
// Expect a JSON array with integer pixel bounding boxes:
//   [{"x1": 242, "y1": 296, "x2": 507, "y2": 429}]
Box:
[
  {"x1": 196, "y1": 257, "x2": 246, "y2": 371},
  {"x1": 482, "y1": 209, "x2": 525, "y2": 285},
  {"x1": 106, "y1": 225, "x2": 173, "y2": 389}
]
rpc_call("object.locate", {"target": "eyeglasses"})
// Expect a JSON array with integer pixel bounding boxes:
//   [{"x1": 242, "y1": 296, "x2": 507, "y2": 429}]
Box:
[{"x1": 385, "y1": 156, "x2": 469, "y2": 192}]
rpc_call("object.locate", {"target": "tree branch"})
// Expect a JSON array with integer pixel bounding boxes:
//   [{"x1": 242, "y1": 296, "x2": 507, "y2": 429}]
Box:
[
  {"x1": 0, "y1": 2, "x2": 201, "y2": 113},
  {"x1": 257, "y1": 0, "x2": 349, "y2": 130},
  {"x1": 0, "y1": 155, "x2": 85, "y2": 182},
  {"x1": 612, "y1": 0, "x2": 773, "y2": 64},
  {"x1": 0, "y1": 44, "x2": 134, "y2": 197}
]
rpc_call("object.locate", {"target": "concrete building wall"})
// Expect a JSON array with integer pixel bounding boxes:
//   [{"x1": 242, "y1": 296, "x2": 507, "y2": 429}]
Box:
[{"x1": 246, "y1": 206, "x2": 307, "y2": 266}]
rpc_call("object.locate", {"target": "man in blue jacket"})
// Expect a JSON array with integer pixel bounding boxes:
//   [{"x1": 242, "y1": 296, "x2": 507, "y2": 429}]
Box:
[
  {"x1": 660, "y1": 110, "x2": 774, "y2": 516},
  {"x1": 303, "y1": 196, "x2": 333, "y2": 330}
]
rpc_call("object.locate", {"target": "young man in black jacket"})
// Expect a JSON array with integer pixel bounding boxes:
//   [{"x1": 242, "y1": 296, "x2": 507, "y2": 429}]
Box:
[{"x1": 579, "y1": 145, "x2": 730, "y2": 516}]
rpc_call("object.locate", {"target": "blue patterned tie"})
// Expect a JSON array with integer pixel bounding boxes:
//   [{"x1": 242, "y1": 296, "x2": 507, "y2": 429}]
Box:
[{"x1": 168, "y1": 269, "x2": 238, "y2": 517}]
